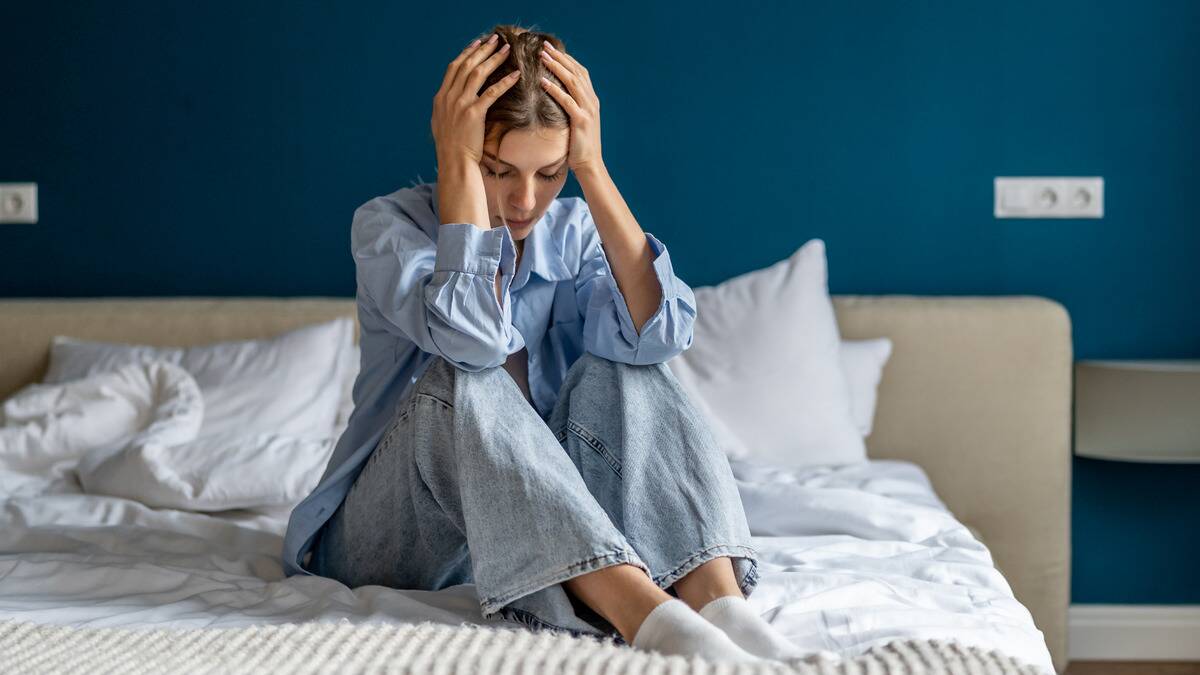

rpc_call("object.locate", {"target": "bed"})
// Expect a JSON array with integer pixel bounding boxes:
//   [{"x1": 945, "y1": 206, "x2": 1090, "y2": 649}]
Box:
[{"x1": 0, "y1": 295, "x2": 1071, "y2": 674}]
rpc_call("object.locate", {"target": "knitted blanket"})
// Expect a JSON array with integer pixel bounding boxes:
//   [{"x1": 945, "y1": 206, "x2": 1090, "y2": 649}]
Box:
[{"x1": 0, "y1": 618, "x2": 1052, "y2": 674}]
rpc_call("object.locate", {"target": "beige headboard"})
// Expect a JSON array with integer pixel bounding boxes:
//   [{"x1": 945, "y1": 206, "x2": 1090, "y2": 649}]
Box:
[{"x1": 0, "y1": 295, "x2": 1072, "y2": 673}]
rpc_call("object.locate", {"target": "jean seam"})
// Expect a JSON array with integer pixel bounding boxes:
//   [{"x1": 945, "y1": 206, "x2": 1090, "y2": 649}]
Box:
[
  {"x1": 369, "y1": 393, "x2": 415, "y2": 466},
  {"x1": 415, "y1": 391, "x2": 453, "y2": 410},
  {"x1": 352, "y1": 395, "x2": 416, "y2": 501},
  {"x1": 654, "y1": 543, "x2": 760, "y2": 595},
  {"x1": 404, "y1": 388, "x2": 467, "y2": 542},
  {"x1": 478, "y1": 547, "x2": 649, "y2": 617},
  {"x1": 565, "y1": 418, "x2": 622, "y2": 477}
]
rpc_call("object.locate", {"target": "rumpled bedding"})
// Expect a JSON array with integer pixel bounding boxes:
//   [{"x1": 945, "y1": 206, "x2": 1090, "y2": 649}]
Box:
[
  {"x1": 0, "y1": 364, "x2": 1055, "y2": 674},
  {"x1": 0, "y1": 360, "x2": 334, "y2": 510}
]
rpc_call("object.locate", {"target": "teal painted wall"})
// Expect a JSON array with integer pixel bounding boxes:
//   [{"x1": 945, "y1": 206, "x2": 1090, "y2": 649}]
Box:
[{"x1": 1, "y1": 1, "x2": 1197, "y2": 603}]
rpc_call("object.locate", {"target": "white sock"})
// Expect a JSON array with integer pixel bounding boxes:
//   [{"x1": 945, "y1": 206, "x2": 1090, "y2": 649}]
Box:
[
  {"x1": 631, "y1": 598, "x2": 762, "y2": 663},
  {"x1": 698, "y1": 595, "x2": 807, "y2": 661}
]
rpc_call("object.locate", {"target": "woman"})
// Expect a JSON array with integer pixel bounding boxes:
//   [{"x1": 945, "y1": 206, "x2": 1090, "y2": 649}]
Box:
[{"x1": 281, "y1": 24, "x2": 804, "y2": 664}]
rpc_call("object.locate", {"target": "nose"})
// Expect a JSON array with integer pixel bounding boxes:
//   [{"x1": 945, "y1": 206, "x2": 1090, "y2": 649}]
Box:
[{"x1": 509, "y1": 180, "x2": 538, "y2": 215}]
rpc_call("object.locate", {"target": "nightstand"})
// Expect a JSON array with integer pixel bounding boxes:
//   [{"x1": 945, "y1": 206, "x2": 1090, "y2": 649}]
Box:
[{"x1": 1074, "y1": 360, "x2": 1200, "y2": 463}]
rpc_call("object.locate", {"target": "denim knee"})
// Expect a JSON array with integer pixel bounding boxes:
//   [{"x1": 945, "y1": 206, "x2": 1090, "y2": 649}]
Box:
[
  {"x1": 568, "y1": 350, "x2": 671, "y2": 384},
  {"x1": 421, "y1": 356, "x2": 518, "y2": 401},
  {"x1": 398, "y1": 358, "x2": 529, "y2": 441},
  {"x1": 410, "y1": 355, "x2": 458, "y2": 401},
  {"x1": 565, "y1": 351, "x2": 685, "y2": 405}
]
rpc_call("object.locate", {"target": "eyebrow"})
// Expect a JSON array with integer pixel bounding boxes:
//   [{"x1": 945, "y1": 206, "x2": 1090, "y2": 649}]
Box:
[{"x1": 483, "y1": 150, "x2": 568, "y2": 171}]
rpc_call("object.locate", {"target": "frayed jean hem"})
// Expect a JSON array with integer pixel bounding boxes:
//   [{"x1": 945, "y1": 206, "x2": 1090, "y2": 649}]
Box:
[
  {"x1": 478, "y1": 546, "x2": 650, "y2": 619},
  {"x1": 654, "y1": 543, "x2": 760, "y2": 598},
  {"x1": 495, "y1": 605, "x2": 619, "y2": 640}
]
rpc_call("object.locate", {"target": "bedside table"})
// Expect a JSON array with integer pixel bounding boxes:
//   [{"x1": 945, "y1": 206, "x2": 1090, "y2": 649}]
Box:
[{"x1": 1074, "y1": 360, "x2": 1200, "y2": 463}]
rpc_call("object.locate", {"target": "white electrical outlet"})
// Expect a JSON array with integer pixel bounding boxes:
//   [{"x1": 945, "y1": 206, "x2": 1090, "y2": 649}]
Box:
[
  {"x1": 994, "y1": 177, "x2": 1103, "y2": 218},
  {"x1": 0, "y1": 183, "x2": 38, "y2": 224}
]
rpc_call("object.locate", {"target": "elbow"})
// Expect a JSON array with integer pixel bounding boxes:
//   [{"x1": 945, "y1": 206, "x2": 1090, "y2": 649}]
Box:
[
  {"x1": 427, "y1": 326, "x2": 511, "y2": 371},
  {"x1": 639, "y1": 299, "x2": 695, "y2": 364},
  {"x1": 583, "y1": 295, "x2": 696, "y2": 366},
  {"x1": 657, "y1": 326, "x2": 694, "y2": 363},
  {"x1": 657, "y1": 287, "x2": 697, "y2": 360},
  {"x1": 633, "y1": 279, "x2": 696, "y2": 363},
  {"x1": 583, "y1": 320, "x2": 693, "y2": 366},
  {"x1": 637, "y1": 329, "x2": 693, "y2": 365},
  {"x1": 422, "y1": 279, "x2": 516, "y2": 371}
]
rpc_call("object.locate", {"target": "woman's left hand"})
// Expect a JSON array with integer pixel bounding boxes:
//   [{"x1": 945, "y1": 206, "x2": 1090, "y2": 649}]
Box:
[{"x1": 538, "y1": 41, "x2": 603, "y2": 174}]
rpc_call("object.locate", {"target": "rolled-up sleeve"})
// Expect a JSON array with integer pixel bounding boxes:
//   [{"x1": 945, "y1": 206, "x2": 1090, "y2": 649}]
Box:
[
  {"x1": 352, "y1": 200, "x2": 524, "y2": 371},
  {"x1": 575, "y1": 206, "x2": 696, "y2": 365}
]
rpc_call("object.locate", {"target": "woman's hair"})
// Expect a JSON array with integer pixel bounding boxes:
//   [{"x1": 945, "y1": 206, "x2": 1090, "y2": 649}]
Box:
[{"x1": 472, "y1": 24, "x2": 570, "y2": 149}]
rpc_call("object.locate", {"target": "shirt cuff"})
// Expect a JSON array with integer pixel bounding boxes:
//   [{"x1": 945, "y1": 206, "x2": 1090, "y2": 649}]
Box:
[
  {"x1": 434, "y1": 222, "x2": 517, "y2": 277},
  {"x1": 601, "y1": 232, "x2": 678, "y2": 336}
]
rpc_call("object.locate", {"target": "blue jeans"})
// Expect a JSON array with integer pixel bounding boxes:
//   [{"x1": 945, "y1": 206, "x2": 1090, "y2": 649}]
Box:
[{"x1": 310, "y1": 351, "x2": 759, "y2": 640}]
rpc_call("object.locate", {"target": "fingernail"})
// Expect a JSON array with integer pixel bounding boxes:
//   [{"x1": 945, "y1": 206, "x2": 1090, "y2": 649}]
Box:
[
  {"x1": 543, "y1": 40, "x2": 553, "y2": 50},
  {"x1": 488, "y1": 34, "x2": 498, "y2": 44},
  {"x1": 470, "y1": 38, "x2": 480, "y2": 47},
  {"x1": 500, "y1": 42, "x2": 509, "y2": 51}
]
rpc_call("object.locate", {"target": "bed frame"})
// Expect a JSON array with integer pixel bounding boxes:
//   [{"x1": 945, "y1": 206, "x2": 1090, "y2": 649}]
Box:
[{"x1": 0, "y1": 295, "x2": 1073, "y2": 673}]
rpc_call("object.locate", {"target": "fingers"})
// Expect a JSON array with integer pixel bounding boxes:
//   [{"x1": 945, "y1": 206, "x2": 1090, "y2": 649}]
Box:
[
  {"x1": 463, "y1": 40, "x2": 512, "y2": 98},
  {"x1": 475, "y1": 70, "x2": 522, "y2": 109},
  {"x1": 543, "y1": 41, "x2": 588, "y2": 78},
  {"x1": 540, "y1": 42, "x2": 595, "y2": 106},
  {"x1": 439, "y1": 36, "x2": 485, "y2": 98},
  {"x1": 449, "y1": 34, "x2": 502, "y2": 98},
  {"x1": 539, "y1": 74, "x2": 583, "y2": 118},
  {"x1": 539, "y1": 49, "x2": 586, "y2": 105}
]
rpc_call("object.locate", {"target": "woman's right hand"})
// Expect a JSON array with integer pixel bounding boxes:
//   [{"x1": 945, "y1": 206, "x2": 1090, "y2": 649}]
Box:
[{"x1": 432, "y1": 34, "x2": 521, "y2": 167}]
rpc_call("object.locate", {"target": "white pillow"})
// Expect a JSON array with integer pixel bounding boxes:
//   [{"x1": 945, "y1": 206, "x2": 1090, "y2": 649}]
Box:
[
  {"x1": 667, "y1": 239, "x2": 866, "y2": 469},
  {"x1": 839, "y1": 338, "x2": 893, "y2": 437},
  {"x1": 42, "y1": 318, "x2": 354, "y2": 442}
]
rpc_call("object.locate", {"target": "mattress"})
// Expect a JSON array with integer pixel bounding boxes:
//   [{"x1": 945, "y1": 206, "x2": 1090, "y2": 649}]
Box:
[{"x1": 0, "y1": 454, "x2": 1054, "y2": 674}]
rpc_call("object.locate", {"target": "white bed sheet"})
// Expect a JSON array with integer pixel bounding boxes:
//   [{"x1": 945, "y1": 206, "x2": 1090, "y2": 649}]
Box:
[{"x1": 0, "y1": 457, "x2": 1054, "y2": 674}]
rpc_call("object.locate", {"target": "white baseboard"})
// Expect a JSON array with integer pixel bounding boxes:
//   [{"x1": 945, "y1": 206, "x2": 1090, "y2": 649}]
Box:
[{"x1": 1068, "y1": 604, "x2": 1200, "y2": 661}]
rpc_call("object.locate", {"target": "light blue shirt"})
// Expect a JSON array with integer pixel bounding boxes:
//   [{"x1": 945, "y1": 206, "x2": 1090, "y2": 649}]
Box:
[{"x1": 281, "y1": 181, "x2": 697, "y2": 577}]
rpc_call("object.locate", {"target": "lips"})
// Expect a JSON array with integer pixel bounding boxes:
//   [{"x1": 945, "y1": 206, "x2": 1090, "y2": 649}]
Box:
[{"x1": 504, "y1": 216, "x2": 534, "y2": 227}]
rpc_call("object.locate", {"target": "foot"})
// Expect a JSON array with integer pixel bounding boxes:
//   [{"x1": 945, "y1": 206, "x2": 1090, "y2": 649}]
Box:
[
  {"x1": 631, "y1": 598, "x2": 762, "y2": 663},
  {"x1": 698, "y1": 595, "x2": 809, "y2": 661}
]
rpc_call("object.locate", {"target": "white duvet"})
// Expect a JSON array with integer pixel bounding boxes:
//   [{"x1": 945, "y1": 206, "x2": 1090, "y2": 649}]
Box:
[
  {"x1": 0, "y1": 363, "x2": 1054, "y2": 674},
  {"x1": 0, "y1": 360, "x2": 335, "y2": 510}
]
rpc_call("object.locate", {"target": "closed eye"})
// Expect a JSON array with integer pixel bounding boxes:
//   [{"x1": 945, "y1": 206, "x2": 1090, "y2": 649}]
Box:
[{"x1": 483, "y1": 166, "x2": 565, "y2": 182}]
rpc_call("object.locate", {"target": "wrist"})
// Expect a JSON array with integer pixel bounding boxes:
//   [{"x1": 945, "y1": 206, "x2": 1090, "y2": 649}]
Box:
[
  {"x1": 573, "y1": 159, "x2": 609, "y2": 183},
  {"x1": 438, "y1": 153, "x2": 480, "y2": 180},
  {"x1": 436, "y1": 158, "x2": 490, "y2": 230}
]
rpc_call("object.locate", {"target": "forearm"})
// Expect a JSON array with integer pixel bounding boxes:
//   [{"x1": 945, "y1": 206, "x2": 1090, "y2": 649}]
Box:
[
  {"x1": 437, "y1": 156, "x2": 491, "y2": 232},
  {"x1": 575, "y1": 162, "x2": 662, "y2": 333},
  {"x1": 436, "y1": 156, "x2": 506, "y2": 309}
]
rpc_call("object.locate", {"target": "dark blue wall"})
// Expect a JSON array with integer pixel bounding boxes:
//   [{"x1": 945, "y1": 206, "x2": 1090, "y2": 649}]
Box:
[{"x1": 2, "y1": 1, "x2": 1197, "y2": 603}]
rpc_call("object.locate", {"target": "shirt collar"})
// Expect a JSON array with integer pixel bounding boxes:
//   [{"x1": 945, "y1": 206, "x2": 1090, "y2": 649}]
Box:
[
  {"x1": 518, "y1": 207, "x2": 573, "y2": 283},
  {"x1": 430, "y1": 181, "x2": 573, "y2": 283}
]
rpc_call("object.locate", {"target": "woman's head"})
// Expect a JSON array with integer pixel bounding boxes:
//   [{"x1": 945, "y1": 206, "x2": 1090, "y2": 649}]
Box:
[{"x1": 472, "y1": 24, "x2": 572, "y2": 242}]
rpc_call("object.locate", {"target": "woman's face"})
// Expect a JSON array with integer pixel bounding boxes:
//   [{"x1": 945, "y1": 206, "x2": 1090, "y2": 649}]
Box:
[{"x1": 480, "y1": 126, "x2": 570, "y2": 241}]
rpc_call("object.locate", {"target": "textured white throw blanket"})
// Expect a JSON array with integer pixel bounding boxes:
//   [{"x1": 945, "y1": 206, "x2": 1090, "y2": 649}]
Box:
[{"x1": 0, "y1": 618, "x2": 1051, "y2": 674}]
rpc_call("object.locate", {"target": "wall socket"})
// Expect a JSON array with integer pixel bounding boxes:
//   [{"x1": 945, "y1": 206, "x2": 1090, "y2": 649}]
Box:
[
  {"x1": 994, "y1": 177, "x2": 1103, "y2": 218},
  {"x1": 0, "y1": 183, "x2": 38, "y2": 224}
]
